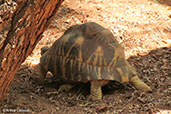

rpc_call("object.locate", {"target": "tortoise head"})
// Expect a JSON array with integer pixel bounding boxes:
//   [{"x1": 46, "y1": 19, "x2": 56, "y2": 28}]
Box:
[{"x1": 41, "y1": 46, "x2": 50, "y2": 55}]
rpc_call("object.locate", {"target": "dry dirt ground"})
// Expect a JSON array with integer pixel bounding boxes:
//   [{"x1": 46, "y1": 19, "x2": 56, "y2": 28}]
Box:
[{"x1": 1, "y1": 0, "x2": 171, "y2": 114}]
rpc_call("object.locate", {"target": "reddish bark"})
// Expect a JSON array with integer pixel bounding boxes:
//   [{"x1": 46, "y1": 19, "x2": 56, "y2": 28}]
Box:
[{"x1": 0, "y1": 0, "x2": 64, "y2": 102}]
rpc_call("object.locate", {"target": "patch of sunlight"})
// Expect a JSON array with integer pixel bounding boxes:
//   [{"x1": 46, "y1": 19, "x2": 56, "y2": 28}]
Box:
[
  {"x1": 23, "y1": 56, "x2": 40, "y2": 68},
  {"x1": 155, "y1": 110, "x2": 171, "y2": 114}
]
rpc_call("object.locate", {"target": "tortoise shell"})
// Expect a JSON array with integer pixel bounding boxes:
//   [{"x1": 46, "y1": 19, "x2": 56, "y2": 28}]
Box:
[{"x1": 40, "y1": 22, "x2": 137, "y2": 83}]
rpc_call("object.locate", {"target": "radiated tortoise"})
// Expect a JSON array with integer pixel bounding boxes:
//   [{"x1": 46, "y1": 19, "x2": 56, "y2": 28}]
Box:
[{"x1": 31, "y1": 22, "x2": 151, "y2": 100}]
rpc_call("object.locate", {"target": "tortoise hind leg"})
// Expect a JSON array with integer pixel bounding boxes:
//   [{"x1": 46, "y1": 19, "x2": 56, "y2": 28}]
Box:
[
  {"x1": 31, "y1": 64, "x2": 48, "y2": 85},
  {"x1": 130, "y1": 76, "x2": 152, "y2": 92},
  {"x1": 58, "y1": 84, "x2": 73, "y2": 92}
]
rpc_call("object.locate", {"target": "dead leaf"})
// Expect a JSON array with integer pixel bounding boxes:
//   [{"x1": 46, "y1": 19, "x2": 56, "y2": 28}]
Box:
[{"x1": 96, "y1": 105, "x2": 112, "y2": 112}]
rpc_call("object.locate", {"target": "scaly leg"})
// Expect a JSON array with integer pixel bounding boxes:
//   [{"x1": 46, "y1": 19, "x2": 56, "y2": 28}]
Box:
[
  {"x1": 89, "y1": 80, "x2": 103, "y2": 100},
  {"x1": 130, "y1": 76, "x2": 151, "y2": 92}
]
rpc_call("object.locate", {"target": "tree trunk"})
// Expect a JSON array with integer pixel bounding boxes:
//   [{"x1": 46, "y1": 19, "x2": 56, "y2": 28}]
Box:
[{"x1": 0, "y1": 0, "x2": 64, "y2": 102}]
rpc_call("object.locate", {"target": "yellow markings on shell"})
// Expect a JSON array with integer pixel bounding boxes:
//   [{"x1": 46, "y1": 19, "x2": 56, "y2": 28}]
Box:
[
  {"x1": 86, "y1": 56, "x2": 93, "y2": 64},
  {"x1": 97, "y1": 66, "x2": 102, "y2": 79},
  {"x1": 109, "y1": 51, "x2": 117, "y2": 67},
  {"x1": 108, "y1": 44, "x2": 119, "y2": 67},
  {"x1": 87, "y1": 46, "x2": 103, "y2": 65},
  {"x1": 86, "y1": 64, "x2": 90, "y2": 73},
  {"x1": 95, "y1": 46, "x2": 103, "y2": 56},
  {"x1": 82, "y1": 61, "x2": 85, "y2": 70},
  {"x1": 103, "y1": 59, "x2": 107, "y2": 66},
  {"x1": 66, "y1": 46, "x2": 73, "y2": 57},
  {"x1": 70, "y1": 59, "x2": 75, "y2": 81},
  {"x1": 78, "y1": 61, "x2": 82, "y2": 72},
  {"x1": 61, "y1": 34, "x2": 71, "y2": 56},
  {"x1": 94, "y1": 66, "x2": 97, "y2": 74},
  {"x1": 70, "y1": 59, "x2": 73, "y2": 70},
  {"x1": 108, "y1": 75, "x2": 114, "y2": 80},
  {"x1": 78, "y1": 50, "x2": 83, "y2": 62},
  {"x1": 93, "y1": 46, "x2": 103, "y2": 65},
  {"x1": 93, "y1": 66, "x2": 102, "y2": 79},
  {"x1": 87, "y1": 75, "x2": 91, "y2": 80},
  {"x1": 99, "y1": 56, "x2": 102, "y2": 66},
  {"x1": 107, "y1": 67, "x2": 111, "y2": 73},
  {"x1": 93, "y1": 54, "x2": 98, "y2": 65},
  {"x1": 75, "y1": 36, "x2": 84, "y2": 45},
  {"x1": 61, "y1": 57, "x2": 66, "y2": 77},
  {"x1": 65, "y1": 36, "x2": 84, "y2": 58},
  {"x1": 116, "y1": 68, "x2": 128, "y2": 83}
]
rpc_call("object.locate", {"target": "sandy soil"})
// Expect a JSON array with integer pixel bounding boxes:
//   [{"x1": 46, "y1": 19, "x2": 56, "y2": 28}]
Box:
[{"x1": 0, "y1": 0, "x2": 171, "y2": 113}]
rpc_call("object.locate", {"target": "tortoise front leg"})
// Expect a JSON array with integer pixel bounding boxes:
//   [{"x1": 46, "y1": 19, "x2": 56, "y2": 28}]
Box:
[
  {"x1": 31, "y1": 64, "x2": 48, "y2": 85},
  {"x1": 89, "y1": 80, "x2": 103, "y2": 100},
  {"x1": 130, "y1": 76, "x2": 152, "y2": 92}
]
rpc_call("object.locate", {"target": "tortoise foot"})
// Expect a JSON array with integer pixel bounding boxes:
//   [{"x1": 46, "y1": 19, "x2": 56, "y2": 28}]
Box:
[
  {"x1": 58, "y1": 84, "x2": 73, "y2": 92},
  {"x1": 88, "y1": 92, "x2": 102, "y2": 101},
  {"x1": 130, "y1": 76, "x2": 152, "y2": 92}
]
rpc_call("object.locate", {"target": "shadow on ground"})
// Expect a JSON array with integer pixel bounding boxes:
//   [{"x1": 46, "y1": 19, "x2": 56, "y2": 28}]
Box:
[
  {"x1": 152, "y1": 0, "x2": 171, "y2": 6},
  {"x1": 0, "y1": 47, "x2": 170, "y2": 114}
]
